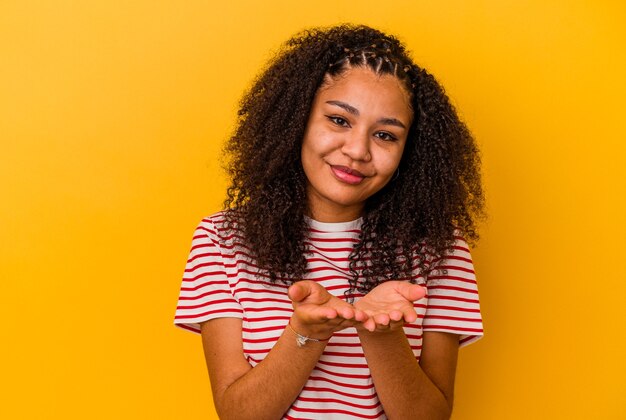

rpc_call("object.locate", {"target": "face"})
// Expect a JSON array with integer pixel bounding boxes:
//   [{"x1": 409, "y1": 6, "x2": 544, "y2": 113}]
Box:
[{"x1": 301, "y1": 66, "x2": 413, "y2": 222}]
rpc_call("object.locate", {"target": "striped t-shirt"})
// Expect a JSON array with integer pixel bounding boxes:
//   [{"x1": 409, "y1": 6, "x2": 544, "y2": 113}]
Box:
[{"x1": 174, "y1": 212, "x2": 483, "y2": 419}]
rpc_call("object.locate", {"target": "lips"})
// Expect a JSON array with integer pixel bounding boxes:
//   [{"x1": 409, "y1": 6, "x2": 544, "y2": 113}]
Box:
[{"x1": 330, "y1": 165, "x2": 366, "y2": 185}]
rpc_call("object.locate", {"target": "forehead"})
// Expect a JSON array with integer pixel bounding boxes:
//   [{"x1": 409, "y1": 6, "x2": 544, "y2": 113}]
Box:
[{"x1": 315, "y1": 67, "x2": 413, "y2": 118}]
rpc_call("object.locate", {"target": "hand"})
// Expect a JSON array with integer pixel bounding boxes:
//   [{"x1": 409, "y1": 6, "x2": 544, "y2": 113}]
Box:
[
  {"x1": 354, "y1": 281, "x2": 427, "y2": 333},
  {"x1": 288, "y1": 280, "x2": 368, "y2": 339}
]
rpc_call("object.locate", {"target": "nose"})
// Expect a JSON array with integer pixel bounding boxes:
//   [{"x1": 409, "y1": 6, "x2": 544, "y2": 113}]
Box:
[{"x1": 341, "y1": 129, "x2": 371, "y2": 162}]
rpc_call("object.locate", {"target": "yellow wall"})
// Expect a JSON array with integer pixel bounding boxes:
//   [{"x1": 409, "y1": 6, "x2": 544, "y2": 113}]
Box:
[{"x1": 1, "y1": 1, "x2": 624, "y2": 418}]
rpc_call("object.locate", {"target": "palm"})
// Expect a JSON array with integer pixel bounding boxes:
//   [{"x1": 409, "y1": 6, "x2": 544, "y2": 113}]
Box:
[
  {"x1": 294, "y1": 286, "x2": 346, "y2": 320},
  {"x1": 355, "y1": 281, "x2": 426, "y2": 332},
  {"x1": 289, "y1": 281, "x2": 368, "y2": 337}
]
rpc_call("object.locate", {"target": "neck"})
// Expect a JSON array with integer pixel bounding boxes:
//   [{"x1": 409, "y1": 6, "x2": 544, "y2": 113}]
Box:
[{"x1": 307, "y1": 202, "x2": 364, "y2": 223}]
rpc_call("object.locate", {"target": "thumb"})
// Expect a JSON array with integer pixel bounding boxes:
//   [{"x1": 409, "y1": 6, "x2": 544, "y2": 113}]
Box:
[
  {"x1": 396, "y1": 282, "x2": 427, "y2": 302},
  {"x1": 288, "y1": 281, "x2": 313, "y2": 303}
]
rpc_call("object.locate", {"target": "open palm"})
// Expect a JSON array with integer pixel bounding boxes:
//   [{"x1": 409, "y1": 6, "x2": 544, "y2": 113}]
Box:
[
  {"x1": 355, "y1": 281, "x2": 427, "y2": 332},
  {"x1": 289, "y1": 280, "x2": 368, "y2": 338}
]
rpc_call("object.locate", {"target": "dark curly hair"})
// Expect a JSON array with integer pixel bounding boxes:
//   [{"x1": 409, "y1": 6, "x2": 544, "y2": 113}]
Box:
[{"x1": 223, "y1": 24, "x2": 485, "y2": 294}]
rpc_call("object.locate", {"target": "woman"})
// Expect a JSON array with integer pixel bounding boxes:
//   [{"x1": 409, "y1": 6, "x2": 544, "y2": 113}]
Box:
[{"x1": 175, "y1": 24, "x2": 484, "y2": 419}]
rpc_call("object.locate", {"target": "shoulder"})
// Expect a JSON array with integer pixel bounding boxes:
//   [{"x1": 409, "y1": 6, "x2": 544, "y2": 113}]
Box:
[
  {"x1": 198, "y1": 210, "x2": 228, "y2": 229},
  {"x1": 195, "y1": 210, "x2": 242, "y2": 243},
  {"x1": 195, "y1": 211, "x2": 254, "y2": 263},
  {"x1": 417, "y1": 230, "x2": 472, "y2": 262}
]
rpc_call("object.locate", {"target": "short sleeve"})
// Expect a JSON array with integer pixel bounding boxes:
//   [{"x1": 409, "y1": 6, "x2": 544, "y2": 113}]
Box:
[
  {"x1": 174, "y1": 218, "x2": 243, "y2": 334},
  {"x1": 423, "y1": 235, "x2": 484, "y2": 347}
]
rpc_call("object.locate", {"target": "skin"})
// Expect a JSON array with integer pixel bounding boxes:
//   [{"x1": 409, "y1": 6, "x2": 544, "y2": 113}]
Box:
[
  {"x1": 201, "y1": 67, "x2": 460, "y2": 419},
  {"x1": 355, "y1": 282, "x2": 458, "y2": 419},
  {"x1": 201, "y1": 282, "x2": 367, "y2": 420},
  {"x1": 301, "y1": 66, "x2": 412, "y2": 223}
]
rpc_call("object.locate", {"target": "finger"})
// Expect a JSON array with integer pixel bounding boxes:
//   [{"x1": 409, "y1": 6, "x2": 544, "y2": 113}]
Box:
[
  {"x1": 388, "y1": 310, "x2": 403, "y2": 322},
  {"x1": 288, "y1": 281, "x2": 313, "y2": 303},
  {"x1": 374, "y1": 313, "x2": 390, "y2": 326},
  {"x1": 402, "y1": 306, "x2": 419, "y2": 323},
  {"x1": 296, "y1": 304, "x2": 337, "y2": 323},
  {"x1": 353, "y1": 308, "x2": 369, "y2": 323},
  {"x1": 335, "y1": 305, "x2": 355, "y2": 320},
  {"x1": 332, "y1": 317, "x2": 359, "y2": 330},
  {"x1": 363, "y1": 318, "x2": 376, "y2": 332},
  {"x1": 373, "y1": 318, "x2": 391, "y2": 332},
  {"x1": 318, "y1": 306, "x2": 338, "y2": 320},
  {"x1": 396, "y1": 283, "x2": 427, "y2": 302}
]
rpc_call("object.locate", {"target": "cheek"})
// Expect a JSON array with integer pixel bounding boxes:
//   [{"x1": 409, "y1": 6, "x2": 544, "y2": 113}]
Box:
[
  {"x1": 301, "y1": 139, "x2": 325, "y2": 178},
  {"x1": 301, "y1": 139, "x2": 318, "y2": 168},
  {"x1": 302, "y1": 131, "x2": 337, "y2": 162},
  {"x1": 376, "y1": 147, "x2": 405, "y2": 175}
]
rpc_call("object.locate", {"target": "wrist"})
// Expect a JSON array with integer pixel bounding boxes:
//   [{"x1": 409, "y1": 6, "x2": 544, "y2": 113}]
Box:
[
  {"x1": 287, "y1": 320, "x2": 332, "y2": 347},
  {"x1": 288, "y1": 315, "x2": 311, "y2": 337},
  {"x1": 288, "y1": 316, "x2": 333, "y2": 341}
]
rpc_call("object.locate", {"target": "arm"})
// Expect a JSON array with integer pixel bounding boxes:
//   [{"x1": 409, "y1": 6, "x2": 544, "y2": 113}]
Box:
[
  {"x1": 355, "y1": 282, "x2": 459, "y2": 419},
  {"x1": 201, "y1": 317, "x2": 325, "y2": 420},
  {"x1": 201, "y1": 281, "x2": 368, "y2": 420},
  {"x1": 358, "y1": 329, "x2": 458, "y2": 420}
]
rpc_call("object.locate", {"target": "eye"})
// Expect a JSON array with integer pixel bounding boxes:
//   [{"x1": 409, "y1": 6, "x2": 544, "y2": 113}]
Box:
[
  {"x1": 374, "y1": 131, "x2": 398, "y2": 141},
  {"x1": 326, "y1": 115, "x2": 350, "y2": 127}
]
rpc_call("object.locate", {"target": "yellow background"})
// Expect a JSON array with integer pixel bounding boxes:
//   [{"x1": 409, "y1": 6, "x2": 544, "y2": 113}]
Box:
[{"x1": 1, "y1": 1, "x2": 625, "y2": 419}]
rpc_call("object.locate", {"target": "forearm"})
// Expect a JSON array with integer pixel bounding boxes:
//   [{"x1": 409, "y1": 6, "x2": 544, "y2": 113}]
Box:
[
  {"x1": 358, "y1": 329, "x2": 452, "y2": 420},
  {"x1": 216, "y1": 326, "x2": 326, "y2": 420},
  {"x1": 205, "y1": 281, "x2": 362, "y2": 420}
]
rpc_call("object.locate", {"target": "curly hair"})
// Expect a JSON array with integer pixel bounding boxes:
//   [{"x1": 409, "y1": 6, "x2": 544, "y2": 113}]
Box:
[{"x1": 223, "y1": 24, "x2": 485, "y2": 294}]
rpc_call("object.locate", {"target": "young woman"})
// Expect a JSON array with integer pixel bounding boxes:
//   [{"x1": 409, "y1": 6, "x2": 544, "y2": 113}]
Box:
[{"x1": 175, "y1": 24, "x2": 485, "y2": 420}]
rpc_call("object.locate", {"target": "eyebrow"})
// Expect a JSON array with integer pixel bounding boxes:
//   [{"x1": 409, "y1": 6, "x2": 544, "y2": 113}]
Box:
[{"x1": 326, "y1": 100, "x2": 407, "y2": 130}]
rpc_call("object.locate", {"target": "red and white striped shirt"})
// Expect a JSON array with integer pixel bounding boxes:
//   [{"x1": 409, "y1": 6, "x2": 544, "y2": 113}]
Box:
[{"x1": 174, "y1": 212, "x2": 483, "y2": 419}]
